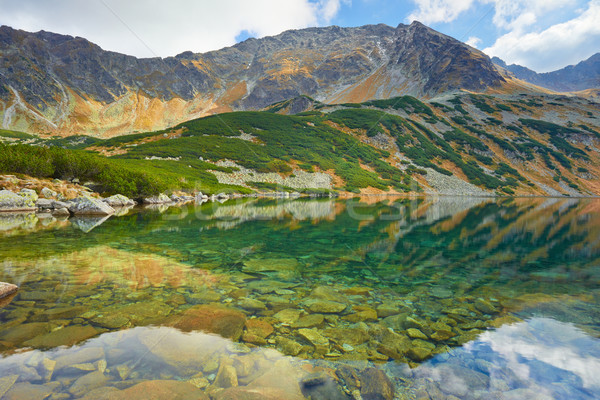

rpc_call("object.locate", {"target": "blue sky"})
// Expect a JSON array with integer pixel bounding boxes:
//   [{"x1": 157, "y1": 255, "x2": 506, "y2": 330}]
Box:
[{"x1": 1, "y1": 0, "x2": 598, "y2": 72}]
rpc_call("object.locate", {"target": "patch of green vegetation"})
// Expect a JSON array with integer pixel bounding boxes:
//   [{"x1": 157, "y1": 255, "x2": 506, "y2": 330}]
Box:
[
  {"x1": 496, "y1": 103, "x2": 512, "y2": 112},
  {"x1": 448, "y1": 97, "x2": 468, "y2": 115},
  {"x1": 469, "y1": 95, "x2": 497, "y2": 113},
  {"x1": 519, "y1": 119, "x2": 589, "y2": 161},
  {"x1": 0, "y1": 129, "x2": 37, "y2": 140},
  {"x1": 0, "y1": 142, "x2": 248, "y2": 197},
  {"x1": 121, "y1": 111, "x2": 413, "y2": 193},
  {"x1": 430, "y1": 102, "x2": 453, "y2": 112},
  {"x1": 485, "y1": 117, "x2": 503, "y2": 126},
  {"x1": 443, "y1": 128, "x2": 489, "y2": 151},
  {"x1": 364, "y1": 96, "x2": 434, "y2": 116},
  {"x1": 472, "y1": 152, "x2": 493, "y2": 165},
  {"x1": 341, "y1": 103, "x2": 362, "y2": 108}
]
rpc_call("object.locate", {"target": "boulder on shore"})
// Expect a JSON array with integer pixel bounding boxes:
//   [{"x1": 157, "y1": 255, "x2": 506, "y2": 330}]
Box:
[
  {"x1": 143, "y1": 194, "x2": 171, "y2": 204},
  {"x1": 0, "y1": 190, "x2": 37, "y2": 212},
  {"x1": 0, "y1": 282, "x2": 18, "y2": 299},
  {"x1": 68, "y1": 196, "x2": 115, "y2": 215},
  {"x1": 103, "y1": 194, "x2": 135, "y2": 207}
]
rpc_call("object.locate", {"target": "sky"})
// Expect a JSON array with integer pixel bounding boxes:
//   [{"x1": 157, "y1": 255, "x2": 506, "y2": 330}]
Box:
[{"x1": 0, "y1": 0, "x2": 598, "y2": 73}]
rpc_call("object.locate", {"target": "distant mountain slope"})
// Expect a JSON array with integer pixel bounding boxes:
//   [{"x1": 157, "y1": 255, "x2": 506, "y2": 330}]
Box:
[
  {"x1": 0, "y1": 22, "x2": 507, "y2": 136},
  {"x1": 493, "y1": 53, "x2": 600, "y2": 92},
  {"x1": 4, "y1": 92, "x2": 597, "y2": 197}
]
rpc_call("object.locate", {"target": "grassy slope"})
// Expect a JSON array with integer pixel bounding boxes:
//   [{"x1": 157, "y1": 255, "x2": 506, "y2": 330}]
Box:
[{"x1": 1, "y1": 93, "x2": 598, "y2": 197}]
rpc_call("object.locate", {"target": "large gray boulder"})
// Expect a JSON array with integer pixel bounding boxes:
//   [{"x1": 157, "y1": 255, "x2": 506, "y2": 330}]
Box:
[
  {"x1": 103, "y1": 194, "x2": 135, "y2": 207},
  {"x1": 143, "y1": 194, "x2": 171, "y2": 204},
  {"x1": 0, "y1": 190, "x2": 36, "y2": 212},
  {"x1": 68, "y1": 196, "x2": 115, "y2": 215},
  {"x1": 19, "y1": 189, "x2": 38, "y2": 207}
]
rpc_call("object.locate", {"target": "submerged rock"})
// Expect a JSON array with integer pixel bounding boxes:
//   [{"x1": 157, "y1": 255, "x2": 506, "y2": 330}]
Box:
[
  {"x1": 22, "y1": 324, "x2": 100, "y2": 348},
  {"x1": 3, "y1": 382, "x2": 52, "y2": 400},
  {"x1": 68, "y1": 196, "x2": 115, "y2": 215},
  {"x1": 360, "y1": 368, "x2": 395, "y2": 400},
  {"x1": 83, "y1": 380, "x2": 209, "y2": 400},
  {"x1": 297, "y1": 328, "x2": 329, "y2": 355},
  {"x1": 69, "y1": 370, "x2": 109, "y2": 397},
  {"x1": 304, "y1": 299, "x2": 347, "y2": 314},
  {"x1": 275, "y1": 336, "x2": 304, "y2": 356},
  {"x1": 300, "y1": 372, "x2": 350, "y2": 400},
  {"x1": 169, "y1": 304, "x2": 246, "y2": 340},
  {"x1": 0, "y1": 375, "x2": 18, "y2": 399}
]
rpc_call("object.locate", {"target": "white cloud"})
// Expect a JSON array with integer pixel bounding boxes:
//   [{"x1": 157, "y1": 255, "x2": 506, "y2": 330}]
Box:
[
  {"x1": 407, "y1": 0, "x2": 475, "y2": 24},
  {"x1": 0, "y1": 0, "x2": 348, "y2": 58},
  {"x1": 318, "y1": 0, "x2": 352, "y2": 23},
  {"x1": 485, "y1": 0, "x2": 576, "y2": 32},
  {"x1": 483, "y1": 0, "x2": 600, "y2": 72},
  {"x1": 465, "y1": 36, "x2": 482, "y2": 48}
]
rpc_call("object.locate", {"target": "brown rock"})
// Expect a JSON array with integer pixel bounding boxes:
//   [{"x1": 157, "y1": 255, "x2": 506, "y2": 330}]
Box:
[
  {"x1": 309, "y1": 286, "x2": 349, "y2": 303},
  {"x1": 323, "y1": 327, "x2": 369, "y2": 346},
  {"x1": 242, "y1": 333, "x2": 267, "y2": 345},
  {"x1": 273, "y1": 309, "x2": 302, "y2": 325},
  {"x1": 170, "y1": 304, "x2": 246, "y2": 340},
  {"x1": 344, "y1": 308, "x2": 377, "y2": 323},
  {"x1": 0, "y1": 322, "x2": 49, "y2": 344},
  {"x1": 360, "y1": 368, "x2": 394, "y2": 400},
  {"x1": 292, "y1": 314, "x2": 324, "y2": 328},
  {"x1": 23, "y1": 324, "x2": 99, "y2": 348},
  {"x1": 0, "y1": 282, "x2": 18, "y2": 299},
  {"x1": 297, "y1": 328, "x2": 330, "y2": 354},
  {"x1": 377, "y1": 330, "x2": 411, "y2": 360},
  {"x1": 275, "y1": 336, "x2": 303, "y2": 356},
  {"x1": 407, "y1": 328, "x2": 428, "y2": 339},
  {"x1": 245, "y1": 319, "x2": 274, "y2": 338},
  {"x1": 304, "y1": 299, "x2": 346, "y2": 314},
  {"x1": 407, "y1": 346, "x2": 432, "y2": 361}
]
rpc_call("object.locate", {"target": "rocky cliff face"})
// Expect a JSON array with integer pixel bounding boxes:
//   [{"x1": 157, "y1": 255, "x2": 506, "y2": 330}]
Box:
[
  {"x1": 493, "y1": 53, "x2": 600, "y2": 92},
  {"x1": 0, "y1": 22, "x2": 506, "y2": 136}
]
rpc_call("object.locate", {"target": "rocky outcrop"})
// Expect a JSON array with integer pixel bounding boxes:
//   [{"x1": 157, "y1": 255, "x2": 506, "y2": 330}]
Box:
[
  {"x1": 0, "y1": 190, "x2": 36, "y2": 212},
  {"x1": 68, "y1": 196, "x2": 115, "y2": 215}
]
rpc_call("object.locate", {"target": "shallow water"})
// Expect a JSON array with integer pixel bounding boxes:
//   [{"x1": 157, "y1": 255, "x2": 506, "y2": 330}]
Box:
[{"x1": 0, "y1": 197, "x2": 598, "y2": 399}]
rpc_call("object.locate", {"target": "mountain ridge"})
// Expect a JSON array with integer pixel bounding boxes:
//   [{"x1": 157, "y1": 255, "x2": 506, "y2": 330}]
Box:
[
  {"x1": 492, "y1": 53, "x2": 600, "y2": 92},
  {"x1": 0, "y1": 22, "x2": 509, "y2": 136}
]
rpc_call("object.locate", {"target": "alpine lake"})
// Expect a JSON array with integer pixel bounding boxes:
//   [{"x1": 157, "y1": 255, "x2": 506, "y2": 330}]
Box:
[{"x1": 0, "y1": 196, "x2": 598, "y2": 400}]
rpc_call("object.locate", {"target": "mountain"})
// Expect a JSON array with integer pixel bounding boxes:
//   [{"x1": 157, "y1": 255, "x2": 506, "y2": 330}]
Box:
[
  {"x1": 492, "y1": 53, "x2": 600, "y2": 92},
  {"x1": 0, "y1": 22, "x2": 508, "y2": 136}
]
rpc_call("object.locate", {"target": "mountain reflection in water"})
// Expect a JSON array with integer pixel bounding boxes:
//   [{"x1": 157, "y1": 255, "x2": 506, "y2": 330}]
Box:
[{"x1": 0, "y1": 196, "x2": 598, "y2": 399}]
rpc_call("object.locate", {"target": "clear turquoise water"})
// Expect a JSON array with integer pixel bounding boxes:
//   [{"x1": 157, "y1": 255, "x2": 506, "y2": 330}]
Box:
[{"x1": 0, "y1": 197, "x2": 598, "y2": 399}]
